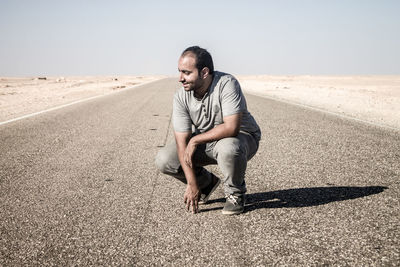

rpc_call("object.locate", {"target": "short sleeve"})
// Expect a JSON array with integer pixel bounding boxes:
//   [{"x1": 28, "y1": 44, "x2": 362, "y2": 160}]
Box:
[
  {"x1": 172, "y1": 91, "x2": 192, "y2": 132},
  {"x1": 220, "y1": 78, "x2": 246, "y2": 117}
]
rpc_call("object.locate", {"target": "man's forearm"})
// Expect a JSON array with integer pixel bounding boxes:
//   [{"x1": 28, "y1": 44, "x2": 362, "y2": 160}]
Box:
[
  {"x1": 176, "y1": 145, "x2": 198, "y2": 186},
  {"x1": 190, "y1": 113, "x2": 242, "y2": 146},
  {"x1": 190, "y1": 123, "x2": 237, "y2": 146}
]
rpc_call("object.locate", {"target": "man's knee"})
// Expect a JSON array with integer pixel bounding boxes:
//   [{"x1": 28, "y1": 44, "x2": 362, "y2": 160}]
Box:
[
  {"x1": 155, "y1": 149, "x2": 170, "y2": 174},
  {"x1": 215, "y1": 138, "x2": 246, "y2": 162}
]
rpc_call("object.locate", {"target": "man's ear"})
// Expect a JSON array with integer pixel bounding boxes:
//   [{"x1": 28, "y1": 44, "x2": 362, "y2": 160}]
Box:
[{"x1": 201, "y1": 67, "x2": 209, "y2": 79}]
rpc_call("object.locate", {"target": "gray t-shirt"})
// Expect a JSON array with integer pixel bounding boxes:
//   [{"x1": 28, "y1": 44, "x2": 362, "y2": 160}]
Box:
[{"x1": 172, "y1": 71, "x2": 261, "y2": 141}]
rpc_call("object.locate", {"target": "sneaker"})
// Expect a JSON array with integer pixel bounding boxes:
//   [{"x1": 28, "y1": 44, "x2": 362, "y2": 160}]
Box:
[
  {"x1": 199, "y1": 174, "x2": 220, "y2": 205},
  {"x1": 222, "y1": 194, "x2": 245, "y2": 215}
]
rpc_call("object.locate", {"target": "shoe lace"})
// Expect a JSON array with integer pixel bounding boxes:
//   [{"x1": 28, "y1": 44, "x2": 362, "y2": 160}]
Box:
[{"x1": 226, "y1": 195, "x2": 239, "y2": 206}]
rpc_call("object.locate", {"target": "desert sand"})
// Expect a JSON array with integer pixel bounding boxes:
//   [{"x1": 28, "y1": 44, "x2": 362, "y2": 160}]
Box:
[
  {"x1": 238, "y1": 75, "x2": 400, "y2": 130},
  {"x1": 0, "y1": 76, "x2": 165, "y2": 123},
  {"x1": 1, "y1": 75, "x2": 399, "y2": 130}
]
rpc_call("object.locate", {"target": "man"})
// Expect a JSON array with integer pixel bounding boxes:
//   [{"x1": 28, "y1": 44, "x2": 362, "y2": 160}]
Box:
[{"x1": 155, "y1": 46, "x2": 261, "y2": 215}]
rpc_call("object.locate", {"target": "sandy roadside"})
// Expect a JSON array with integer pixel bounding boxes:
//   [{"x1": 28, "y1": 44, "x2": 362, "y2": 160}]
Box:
[
  {"x1": 0, "y1": 76, "x2": 166, "y2": 123},
  {"x1": 237, "y1": 75, "x2": 400, "y2": 130}
]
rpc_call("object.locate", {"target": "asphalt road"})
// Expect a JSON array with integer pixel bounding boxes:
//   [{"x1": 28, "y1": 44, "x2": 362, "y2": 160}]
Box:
[{"x1": 1, "y1": 78, "x2": 399, "y2": 266}]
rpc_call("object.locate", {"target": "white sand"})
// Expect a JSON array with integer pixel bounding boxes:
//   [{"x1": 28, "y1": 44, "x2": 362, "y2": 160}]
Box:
[
  {"x1": 237, "y1": 75, "x2": 400, "y2": 130},
  {"x1": 0, "y1": 76, "x2": 165, "y2": 122},
  {"x1": 1, "y1": 75, "x2": 399, "y2": 130}
]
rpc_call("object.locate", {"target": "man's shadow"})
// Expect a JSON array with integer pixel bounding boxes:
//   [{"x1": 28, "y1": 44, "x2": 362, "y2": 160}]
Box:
[{"x1": 201, "y1": 186, "x2": 387, "y2": 213}]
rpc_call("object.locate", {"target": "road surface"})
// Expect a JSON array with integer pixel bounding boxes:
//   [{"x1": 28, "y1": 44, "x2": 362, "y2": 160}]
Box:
[{"x1": 1, "y1": 78, "x2": 399, "y2": 265}]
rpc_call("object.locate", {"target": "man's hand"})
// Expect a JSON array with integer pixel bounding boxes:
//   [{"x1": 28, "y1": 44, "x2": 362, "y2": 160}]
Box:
[
  {"x1": 183, "y1": 140, "x2": 197, "y2": 168},
  {"x1": 184, "y1": 184, "x2": 200, "y2": 214},
  {"x1": 175, "y1": 132, "x2": 200, "y2": 214}
]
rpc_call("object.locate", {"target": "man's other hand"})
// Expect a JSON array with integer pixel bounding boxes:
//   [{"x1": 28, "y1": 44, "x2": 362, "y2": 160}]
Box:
[{"x1": 184, "y1": 184, "x2": 200, "y2": 214}]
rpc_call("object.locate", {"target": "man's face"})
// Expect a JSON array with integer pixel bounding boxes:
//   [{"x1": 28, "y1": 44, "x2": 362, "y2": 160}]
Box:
[{"x1": 178, "y1": 54, "x2": 203, "y2": 91}]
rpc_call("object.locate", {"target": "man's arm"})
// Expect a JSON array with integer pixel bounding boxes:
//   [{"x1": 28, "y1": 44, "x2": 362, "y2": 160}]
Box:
[
  {"x1": 175, "y1": 131, "x2": 201, "y2": 214},
  {"x1": 193, "y1": 112, "x2": 241, "y2": 144},
  {"x1": 183, "y1": 112, "x2": 242, "y2": 173},
  {"x1": 184, "y1": 112, "x2": 242, "y2": 160}
]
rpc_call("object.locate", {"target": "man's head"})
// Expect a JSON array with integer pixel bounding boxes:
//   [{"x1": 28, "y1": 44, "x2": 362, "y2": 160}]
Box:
[
  {"x1": 178, "y1": 46, "x2": 214, "y2": 92},
  {"x1": 181, "y1": 46, "x2": 214, "y2": 75}
]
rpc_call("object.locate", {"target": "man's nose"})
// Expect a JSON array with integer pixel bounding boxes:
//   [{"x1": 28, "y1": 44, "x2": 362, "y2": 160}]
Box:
[{"x1": 179, "y1": 73, "x2": 184, "y2": 82}]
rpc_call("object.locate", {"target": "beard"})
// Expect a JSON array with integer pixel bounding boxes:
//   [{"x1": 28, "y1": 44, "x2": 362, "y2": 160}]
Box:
[{"x1": 183, "y1": 77, "x2": 204, "y2": 92}]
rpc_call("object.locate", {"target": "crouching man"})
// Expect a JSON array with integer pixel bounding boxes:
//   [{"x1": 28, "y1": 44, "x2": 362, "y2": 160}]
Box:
[{"x1": 155, "y1": 46, "x2": 261, "y2": 215}]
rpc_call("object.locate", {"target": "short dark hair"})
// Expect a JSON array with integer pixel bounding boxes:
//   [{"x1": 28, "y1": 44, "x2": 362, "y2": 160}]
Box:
[{"x1": 181, "y1": 46, "x2": 214, "y2": 75}]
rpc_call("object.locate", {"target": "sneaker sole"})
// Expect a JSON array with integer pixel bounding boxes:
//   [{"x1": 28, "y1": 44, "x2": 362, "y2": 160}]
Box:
[
  {"x1": 199, "y1": 177, "x2": 221, "y2": 205},
  {"x1": 222, "y1": 208, "x2": 244, "y2": 215}
]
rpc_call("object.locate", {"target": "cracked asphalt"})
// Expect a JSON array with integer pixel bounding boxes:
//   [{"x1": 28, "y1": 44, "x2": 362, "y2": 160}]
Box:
[{"x1": 1, "y1": 78, "x2": 399, "y2": 266}]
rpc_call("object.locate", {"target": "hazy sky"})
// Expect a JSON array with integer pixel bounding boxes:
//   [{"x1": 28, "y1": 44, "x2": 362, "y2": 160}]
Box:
[{"x1": 1, "y1": 0, "x2": 399, "y2": 76}]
